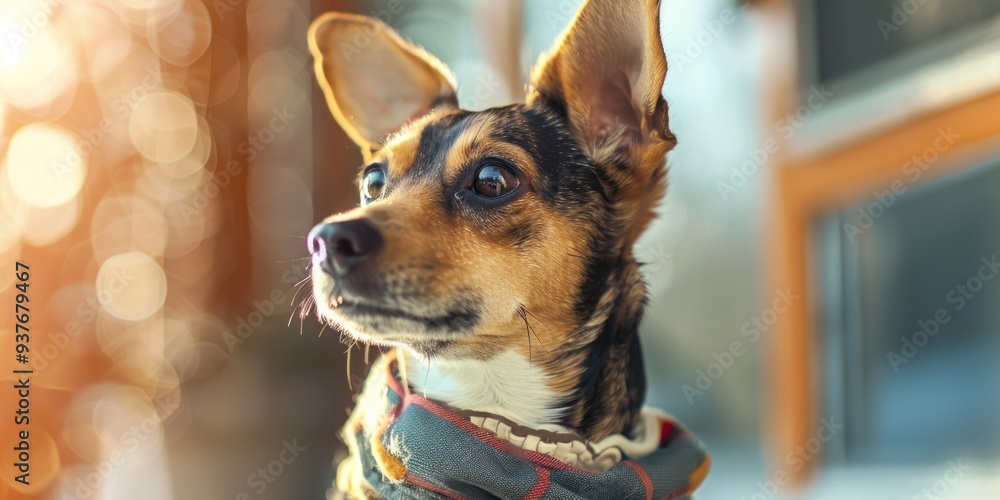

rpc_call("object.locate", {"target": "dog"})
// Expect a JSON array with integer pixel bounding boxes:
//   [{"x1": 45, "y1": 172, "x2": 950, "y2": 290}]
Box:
[{"x1": 305, "y1": 0, "x2": 710, "y2": 498}]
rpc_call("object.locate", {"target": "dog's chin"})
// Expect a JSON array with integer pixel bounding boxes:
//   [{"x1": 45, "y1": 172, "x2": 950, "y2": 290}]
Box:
[
  {"x1": 311, "y1": 280, "x2": 481, "y2": 353},
  {"x1": 317, "y1": 305, "x2": 476, "y2": 357}
]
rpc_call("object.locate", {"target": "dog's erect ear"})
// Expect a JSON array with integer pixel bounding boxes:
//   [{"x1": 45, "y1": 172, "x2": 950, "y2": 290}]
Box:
[
  {"x1": 528, "y1": 0, "x2": 673, "y2": 166},
  {"x1": 308, "y1": 13, "x2": 458, "y2": 154}
]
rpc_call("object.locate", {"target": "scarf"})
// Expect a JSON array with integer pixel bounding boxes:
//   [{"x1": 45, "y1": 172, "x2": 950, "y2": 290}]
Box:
[{"x1": 334, "y1": 352, "x2": 711, "y2": 499}]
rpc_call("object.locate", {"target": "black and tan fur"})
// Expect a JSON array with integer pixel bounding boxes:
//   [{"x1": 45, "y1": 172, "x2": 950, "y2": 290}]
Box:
[{"x1": 307, "y1": 0, "x2": 675, "y2": 493}]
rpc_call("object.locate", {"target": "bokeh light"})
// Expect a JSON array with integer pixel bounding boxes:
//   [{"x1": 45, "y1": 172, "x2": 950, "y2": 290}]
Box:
[
  {"x1": 92, "y1": 385, "x2": 165, "y2": 464},
  {"x1": 0, "y1": 0, "x2": 264, "y2": 497},
  {"x1": 4, "y1": 124, "x2": 88, "y2": 208},
  {"x1": 22, "y1": 198, "x2": 82, "y2": 247},
  {"x1": 91, "y1": 193, "x2": 170, "y2": 259},
  {"x1": 147, "y1": 0, "x2": 212, "y2": 66},
  {"x1": 0, "y1": 7, "x2": 78, "y2": 115},
  {"x1": 65, "y1": 2, "x2": 138, "y2": 84},
  {"x1": 128, "y1": 91, "x2": 199, "y2": 163},
  {"x1": 96, "y1": 251, "x2": 168, "y2": 321}
]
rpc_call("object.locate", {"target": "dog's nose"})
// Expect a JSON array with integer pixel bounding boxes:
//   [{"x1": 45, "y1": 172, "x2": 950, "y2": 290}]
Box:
[{"x1": 307, "y1": 219, "x2": 384, "y2": 276}]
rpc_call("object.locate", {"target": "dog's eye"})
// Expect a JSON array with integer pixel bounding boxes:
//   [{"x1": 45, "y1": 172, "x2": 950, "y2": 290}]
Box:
[
  {"x1": 472, "y1": 164, "x2": 519, "y2": 198},
  {"x1": 362, "y1": 168, "x2": 386, "y2": 202}
]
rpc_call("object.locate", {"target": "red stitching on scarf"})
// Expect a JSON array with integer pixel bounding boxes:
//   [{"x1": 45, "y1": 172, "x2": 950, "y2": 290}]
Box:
[
  {"x1": 622, "y1": 460, "x2": 653, "y2": 500},
  {"x1": 405, "y1": 473, "x2": 465, "y2": 499},
  {"x1": 523, "y1": 466, "x2": 551, "y2": 499}
]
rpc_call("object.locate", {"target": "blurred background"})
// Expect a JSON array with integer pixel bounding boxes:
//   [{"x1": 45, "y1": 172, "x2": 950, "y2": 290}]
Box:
[{"x1": 1, "y1": 0, "x2": 999, "y2": 498}]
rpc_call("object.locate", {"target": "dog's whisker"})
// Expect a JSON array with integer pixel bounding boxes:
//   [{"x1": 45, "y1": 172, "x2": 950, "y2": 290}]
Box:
[
  {"x1": 293, "y1": 274, "x2": 313, "y2": 289},
  {"x1": 423, "y1": 356, "x2": 431, "y2": 398},
  {"x1": 527, "y1": 327, "x2": 532, "y2": 367},
  {"x1": 290, "y1": 279, "x2": 313, "y2": 311},
  {"x1": 276, "y1": 256, "x2": 312, "y2": 264},
  {"x1": 288, "y1": 296, "x2": 304, "y2": 327},
  {"x1": 520, "y1": 306, "x2": 550, "y2": 356},
  {"x1": 291, "y1": 279, "x2": 314, "y2": 303},
  {"x1": 290, "y1": 290, "x2": 312, "y2": 317},
  {"x1": 346, "y1": 345, "x2": 353, "y2": 391},
  {"x1": 288, "y1": 288, "x2": 308, "y2": 326},
  {"x1": 530, "y1": 325, "x2": 550, "y2": 355},
  {"x1": 292, "y1": 287, "x2": 308, "y2": 305},
  {"x1": 524, "y1": 308, "x2": 551, "y2": 329},
  {"x1": 524, "y1": 310, "x2": 553, "y2": 354},
  {"x1": 318, "y1": 323, "x2": 328, "y2": 338},
  {"x1": 517, "y1": 307, "x2": 533, "y2": 367},
  {"x1": 300, "y1": 303, "x2": 310, "y2": 335},
  {"x1": 365, "y1": 344, "x2": 371, "y2": 365},
  {"x1": 297, "y1": 295, "x2": 316, "y2": 323},
  {"x1": 290, "y1": 281, "x2": 311, "y2": 309},
  {"x1": 290, "y1": 303, "x2": 304, "y2": 327}
]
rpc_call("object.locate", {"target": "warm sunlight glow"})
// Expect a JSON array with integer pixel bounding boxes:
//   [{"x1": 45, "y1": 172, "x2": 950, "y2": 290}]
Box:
[
  {"x1": 129, "y1": 91, "x2": 199, "y2": 163},
  {"x1": 5, "y1": 124, "x2": 88, "y2": 208},
  {"x1": 0, "y1": 18, "x2": 76, "y2": 112},
  {"x1": 96, "y1": 251, "x2": 168, "y2": 321}
]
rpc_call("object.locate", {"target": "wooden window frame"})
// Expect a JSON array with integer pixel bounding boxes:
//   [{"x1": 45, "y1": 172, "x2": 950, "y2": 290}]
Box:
[{"x1": 758, "y1": 0, "x2": 1000, "y2": 486}]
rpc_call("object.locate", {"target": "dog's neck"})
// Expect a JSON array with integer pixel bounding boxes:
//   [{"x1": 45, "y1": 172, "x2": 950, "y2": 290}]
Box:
[
  {"x1": 405, "y1": 265, "x2": 648, "y2": 441},
  {"x1": 405, "y1": 349, "x2": 570, "y2": 432}
]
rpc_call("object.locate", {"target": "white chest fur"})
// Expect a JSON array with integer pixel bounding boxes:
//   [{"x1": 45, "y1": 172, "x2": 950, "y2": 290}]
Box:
[{"x1": 405, "y1": 350, "x2": 568, "y2": 432}]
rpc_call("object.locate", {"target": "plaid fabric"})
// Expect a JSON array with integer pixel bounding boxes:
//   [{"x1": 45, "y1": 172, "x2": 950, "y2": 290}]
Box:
[{"x1": 338, "y1": 354, "x2": 711, "y2": 499}]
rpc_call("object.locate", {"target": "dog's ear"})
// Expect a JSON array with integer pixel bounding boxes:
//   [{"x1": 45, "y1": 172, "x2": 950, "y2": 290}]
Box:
[
  {"x1": 308, "y1": 13, "x2": 458, "y2": 155},
  {"x1": 529, "y1": 0, "x2": 673, "y2": 167},
  {"x1": 529, "y1": 0, "x2": 672, "y2": 246}
]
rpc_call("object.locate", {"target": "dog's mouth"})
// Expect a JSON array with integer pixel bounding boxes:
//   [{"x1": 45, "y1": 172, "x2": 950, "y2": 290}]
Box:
[
  {"x1": 311, "y1": 271, "x2": 480, "y2": 340},
  {"x1": 335, "y1": 297, "x2": 478, "y2": 330}
]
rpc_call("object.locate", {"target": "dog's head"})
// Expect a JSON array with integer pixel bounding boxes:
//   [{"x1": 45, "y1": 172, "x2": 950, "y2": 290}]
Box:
[{"x1": 307, "y1": 0, "x2": 672, "y2": 360}]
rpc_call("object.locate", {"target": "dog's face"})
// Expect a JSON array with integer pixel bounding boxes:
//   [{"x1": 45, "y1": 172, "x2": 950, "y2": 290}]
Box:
[
  {"x1": 308, "y1": 105, "x2": 607, "y2": 356},
  {"x1": 307, "y1": 0, "x2": 673, "y2": 359}
]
